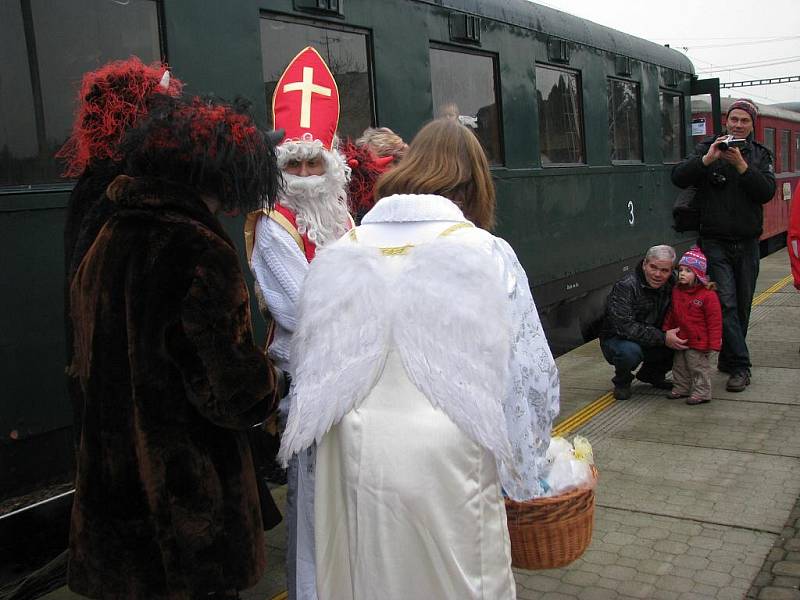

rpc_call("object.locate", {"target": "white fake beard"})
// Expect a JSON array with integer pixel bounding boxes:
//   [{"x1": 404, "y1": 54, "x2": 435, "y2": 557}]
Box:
[{"x1": 279, "y1": 173, "x2": 351, "y2": 247}]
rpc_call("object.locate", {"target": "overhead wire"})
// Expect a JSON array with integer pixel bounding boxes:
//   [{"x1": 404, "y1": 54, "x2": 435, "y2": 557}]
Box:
[
  {"x1": 685, "y1": 55, "x2": 786, "y2": 103},
  {"x1": 661, "y1": 35, "x2": 800, "y2": 49},
  {"x1": 685, "y1": 35, "x2": 799, "y2": 50},
  {"x1": 696, "y1": 56, "x2": 800, "y2": 73}
]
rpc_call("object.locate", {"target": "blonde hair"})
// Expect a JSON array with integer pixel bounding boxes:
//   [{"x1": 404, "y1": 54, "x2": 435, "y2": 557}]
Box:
[
  {"x1": 374, "y1": 119, "x2": 496, "y2": 230},
  {"x1": 356, "y1": 127, "x2": 407, "y2": 161}
]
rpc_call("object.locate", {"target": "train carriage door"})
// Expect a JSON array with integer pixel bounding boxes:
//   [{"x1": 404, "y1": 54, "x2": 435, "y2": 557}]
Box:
[{"x1": 689, "y1": 77, "x2": 721, "y2": 146}]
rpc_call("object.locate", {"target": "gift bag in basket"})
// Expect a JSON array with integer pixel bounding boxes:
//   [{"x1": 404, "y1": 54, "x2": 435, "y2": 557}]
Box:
[{"x1": 504, "y1": 465, "x2": 598, "y2": 570}]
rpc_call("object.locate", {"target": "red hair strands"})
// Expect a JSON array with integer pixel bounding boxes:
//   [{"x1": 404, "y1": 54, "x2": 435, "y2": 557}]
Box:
[{"x1": 56, "y1": 56, "x2": 183, "y2": 177}]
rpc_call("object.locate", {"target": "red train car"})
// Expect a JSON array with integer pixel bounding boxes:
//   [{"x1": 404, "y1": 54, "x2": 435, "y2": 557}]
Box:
[{"x1": 692, "y1": 97, "x2": 800, "y2": 253}]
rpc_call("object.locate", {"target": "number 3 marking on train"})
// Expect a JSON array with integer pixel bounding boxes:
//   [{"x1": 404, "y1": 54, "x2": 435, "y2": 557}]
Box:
[{"x1": 627, "y1": 201, "x2": 635, "y2": 226}]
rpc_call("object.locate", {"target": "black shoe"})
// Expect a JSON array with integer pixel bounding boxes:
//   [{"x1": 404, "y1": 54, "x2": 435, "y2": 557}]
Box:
[
  {"x1": 613, "y1": 385, "x2": 632, "y2": 400},
  {"x1": 726, "y1": 372, "x2": 751, "y2": 392},
  {"x1": 635, "y1": 373, "x2": 673, "y2": 390}
]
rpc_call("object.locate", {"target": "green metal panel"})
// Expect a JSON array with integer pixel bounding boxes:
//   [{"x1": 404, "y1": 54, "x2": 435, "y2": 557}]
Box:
[
  {"x1": 0, "y1": 191, "x2": 69, "y2": 442},
  {"x1": 163, "y1": 0, "x2": 268, "y2": 125},
  {"x1": 491, "y1": 166, "x2": 683, "y2": 293}
]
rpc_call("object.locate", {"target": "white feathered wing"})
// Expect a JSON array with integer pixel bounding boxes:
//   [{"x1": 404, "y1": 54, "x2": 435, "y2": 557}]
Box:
[
  {"x1": 279, "y1": 236, "x2": 515, "y2": 473},
  {"x1": 393, "y1": 238, "x2": 514, "y2": 469},
  {"x1": 279, "y1": 244, "x2": 390, "y2": 465}
]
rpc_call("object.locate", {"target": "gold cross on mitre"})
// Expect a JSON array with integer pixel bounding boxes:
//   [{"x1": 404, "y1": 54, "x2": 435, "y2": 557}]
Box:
[{"x1": 282, "y1": 66, "x2": 332, "y2": 129}]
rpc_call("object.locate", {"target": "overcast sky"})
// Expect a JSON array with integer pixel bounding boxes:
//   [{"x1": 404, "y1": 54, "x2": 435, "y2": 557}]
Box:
[{"x1": 533, "y1": 0, "x2": 800, "y2": 104}]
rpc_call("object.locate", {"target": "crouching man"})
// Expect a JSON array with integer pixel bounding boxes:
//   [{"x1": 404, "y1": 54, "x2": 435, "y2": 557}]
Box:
[{"x1": 599, "y1": 245, "x2": 687, "y2": 400}]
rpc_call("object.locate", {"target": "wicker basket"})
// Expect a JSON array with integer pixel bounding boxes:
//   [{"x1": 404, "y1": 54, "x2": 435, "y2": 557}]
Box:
[{"x1": 505, "y1": 466, "x2": 598, "y2": 570}]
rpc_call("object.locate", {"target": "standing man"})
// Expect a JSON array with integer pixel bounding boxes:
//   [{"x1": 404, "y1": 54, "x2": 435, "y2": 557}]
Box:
[
  {"x1": 600, "y1": 245, "x2": 687, "y2": 400},
  {"x1": 672, "y1": 98, "x2": 776, "y2": 391},
  {"x1": 244, "y1": 47, "x2": 352, "y2": 600},
  {"x1": 68, "y1": 97, "x2": 284, "y2": 600}
]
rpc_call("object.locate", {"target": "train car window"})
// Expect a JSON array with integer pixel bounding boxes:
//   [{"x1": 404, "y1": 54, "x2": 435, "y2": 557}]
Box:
[
  {"x1": 607, "y1": 78, "x2": 642, "y2": 162},
  {"x1": 795, "y1": 134, "x2": 800, "y2": 172},
  {"x1": 660, "y1": 91, "x2": 684, "y2": 163},
  {"x1": 764, "y1": 128, "x2": 776, "y2": 158},
  {"x1": 779, "y1": 129, "x2": 790, "y2": 173},
  {"x1": 535, "y1": 65, "x2": 584, "y2": 166},
  {"x1": 429, "y1": 46, "x2": 503, "y2": 166},
  {"x1": 0, "y1": 0, "x2": 161, "y2": 188},
  {"x1": 260, "y1": 16, "x2": 373, "y2": 142}
]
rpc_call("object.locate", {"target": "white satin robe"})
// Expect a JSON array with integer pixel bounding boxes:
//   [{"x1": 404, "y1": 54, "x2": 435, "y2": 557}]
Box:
[{"x1": 315, "y1": 350, "x2": 516, "y2": 599}]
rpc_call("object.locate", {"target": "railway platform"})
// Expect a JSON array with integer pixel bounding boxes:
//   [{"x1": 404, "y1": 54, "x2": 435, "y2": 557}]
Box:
[{"x1": 30, "y1": 250, "x2": 800, "y2": 600}]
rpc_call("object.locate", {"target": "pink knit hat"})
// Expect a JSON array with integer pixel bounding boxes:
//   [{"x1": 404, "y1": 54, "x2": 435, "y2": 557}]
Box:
[{"x1": 679, "y1": 246, "x2": 708, "y2": 285}]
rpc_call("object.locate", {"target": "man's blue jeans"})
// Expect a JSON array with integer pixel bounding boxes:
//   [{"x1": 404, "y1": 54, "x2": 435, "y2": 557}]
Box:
[
  {"x1": 600, "y1": 337, "x2": 673, "y2": 387},
  {"x1": 700, "y1": 237, "x2": 759, "y2": 374}
]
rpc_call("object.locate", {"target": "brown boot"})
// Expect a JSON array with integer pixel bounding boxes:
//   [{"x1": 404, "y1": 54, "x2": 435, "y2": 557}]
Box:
[{"x1": 726, "y1": 372, "x2": 750, "y2": 392}]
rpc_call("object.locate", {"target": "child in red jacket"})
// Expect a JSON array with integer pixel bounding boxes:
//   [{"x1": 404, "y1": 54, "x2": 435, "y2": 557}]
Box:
[{"x1": 663, "y1": 247, "x2": 723, "y2": 405}]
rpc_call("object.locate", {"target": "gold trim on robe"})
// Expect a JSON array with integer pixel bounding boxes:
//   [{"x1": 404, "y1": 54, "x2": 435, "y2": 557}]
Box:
[
  {"x1": 244, "y1": 208, "x2": 305, "y2": 265},
  {"x1": 347, "y1": 221, "x2": 474, "y2": 256}
]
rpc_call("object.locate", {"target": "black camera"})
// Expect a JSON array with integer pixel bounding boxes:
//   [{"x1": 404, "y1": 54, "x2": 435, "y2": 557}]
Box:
[{"x1": 717, "y1": 135, "x2": 747, "y2": 151}]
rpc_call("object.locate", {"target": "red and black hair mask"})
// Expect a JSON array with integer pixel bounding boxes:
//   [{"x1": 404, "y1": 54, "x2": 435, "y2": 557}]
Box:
[
  {"x1": 57, "y1": 56, "x2": 183, "y2": 177},
  {"x1": 120, "y1": 96, "x2": 281, "y2": 214},
  {"x1": 121, "y1": 97, "x2": 280, "y2": 212}
]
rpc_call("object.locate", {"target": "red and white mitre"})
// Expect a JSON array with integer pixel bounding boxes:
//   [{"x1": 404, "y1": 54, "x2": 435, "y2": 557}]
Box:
[
  {"x1": 272, "y1": 46, "x2": 340, "y2": 149},
  {"x1": 243, "y1": 46, "x2": 351, "y2": 267}
]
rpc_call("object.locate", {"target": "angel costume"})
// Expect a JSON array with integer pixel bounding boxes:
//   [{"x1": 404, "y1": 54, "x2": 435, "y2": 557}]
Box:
[{"x1": 280, "y1": 194, "x2": 560, "y2": 600}]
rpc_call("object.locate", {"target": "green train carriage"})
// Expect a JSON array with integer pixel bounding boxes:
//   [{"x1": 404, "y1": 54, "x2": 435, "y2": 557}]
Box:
[{"x1": 0, "y1": 0, "x2": 713, "y2": 513}]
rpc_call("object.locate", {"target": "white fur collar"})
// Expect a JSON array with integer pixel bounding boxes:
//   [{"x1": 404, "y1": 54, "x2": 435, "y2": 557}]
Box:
[{"x1": 362, "y1": 194, "x2": 467, "y2": 224}]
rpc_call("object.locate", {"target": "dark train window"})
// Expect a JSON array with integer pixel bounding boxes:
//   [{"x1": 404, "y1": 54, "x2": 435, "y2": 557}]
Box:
[
  {"x1": 0, "y1": 0, "x2": 161, "y2": 188},
  {"x1": 764, "y1": 128, "x2": 776, "y2": 157},
  {"x1": 779, "y1": 129, "x2": 790, "y2": 173},
  {"x1": 660, "y1": 91, "x2": 684, "y2": 163},
  {"x1": 260, "y1": 16, "x2": 373, "y2": 142},
  {"x1": 795, "y1": 134, "x2": 800, "y2": 172},
  {"x1": 535, "y1": 65, "x2": 584, "y2": 166},
  {"x1": 608, "y1": 78, "x2": 642, "y2": 162},
  {"x1": 429, "y1": 46, "x2": 503, "y2": 166}
]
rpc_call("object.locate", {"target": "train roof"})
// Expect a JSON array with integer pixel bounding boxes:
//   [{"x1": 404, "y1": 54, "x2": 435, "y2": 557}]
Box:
[
  {"x1": 773, "y1": 101, "x2": 800, "y2": 113},
  {"x1": 692, "y1": 96, "x2": 800, "y2": 123},
  {"x1": 423, "y1": 0, "x2": 696, "y2": 73}
]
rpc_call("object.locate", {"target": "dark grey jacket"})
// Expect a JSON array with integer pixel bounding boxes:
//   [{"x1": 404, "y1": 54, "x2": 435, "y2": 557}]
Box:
[
  {"x1": 599, "y1": 263, "x2": 675, "y2": 347},
  {"x1": 671, "y1": 134, "x2": 776, "y2": 240}
]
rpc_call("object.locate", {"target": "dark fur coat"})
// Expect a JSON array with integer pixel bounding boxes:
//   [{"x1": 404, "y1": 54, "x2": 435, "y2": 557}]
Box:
[
  {"x1": 68, "y1": 176, "x2": 281, "y2": 599},
  {"x1": 64, "y1": 161, "x2": 121, "y2": 451}
]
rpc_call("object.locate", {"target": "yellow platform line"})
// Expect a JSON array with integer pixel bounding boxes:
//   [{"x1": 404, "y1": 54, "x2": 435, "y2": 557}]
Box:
[
  {"x1": 752, "y1": 275, "x2": 793, "y2": 307},
  {"x1": 552, "y1": 392, "x2": 616, "y2": 437},
  {"x1": 270, "y1": 592, "x2": 288, "y2": 600}
]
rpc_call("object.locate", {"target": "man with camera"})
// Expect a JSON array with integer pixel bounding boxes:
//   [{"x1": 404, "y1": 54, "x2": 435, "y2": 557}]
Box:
[{"x1": 672, "y1": 98, "x2": 776, "y2": 392}]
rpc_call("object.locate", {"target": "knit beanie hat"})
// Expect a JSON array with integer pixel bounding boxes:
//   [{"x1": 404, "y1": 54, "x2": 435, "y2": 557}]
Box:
[
  {"x1": 679, "y1": 246, "x2": 708, "y2": 285},
  {"x1": 727, "y1": 98, "x2": 758, "y2": 124}
]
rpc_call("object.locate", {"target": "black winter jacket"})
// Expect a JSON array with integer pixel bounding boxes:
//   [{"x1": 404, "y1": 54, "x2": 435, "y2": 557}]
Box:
[
  {"x1": 671, "y1": 134, "x2": 775, "y2": 240},
  {"x1": 599, "y1": 263, "x2": 675, "y2": 347}
]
